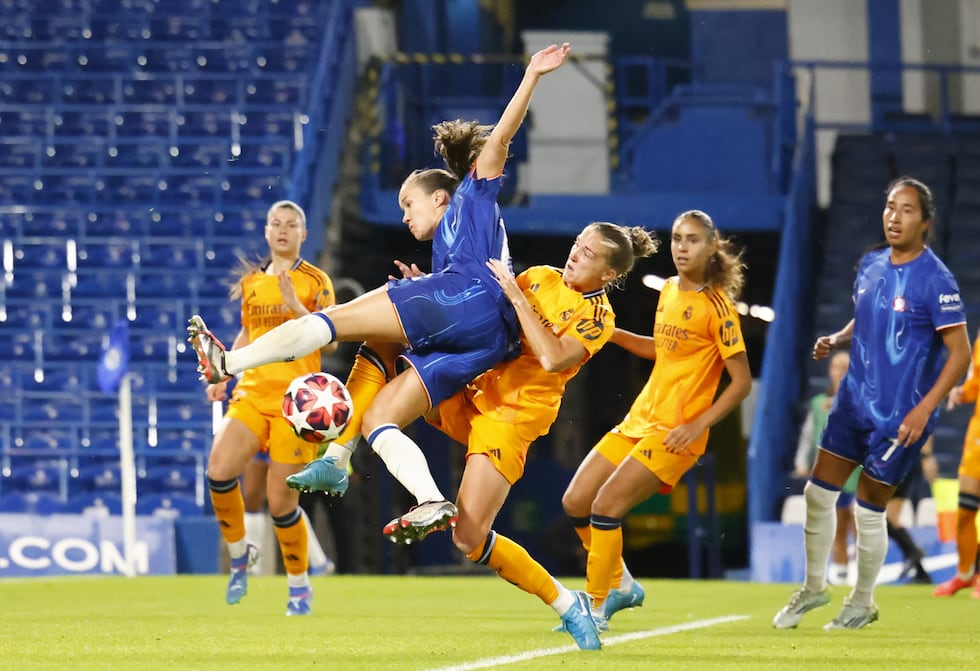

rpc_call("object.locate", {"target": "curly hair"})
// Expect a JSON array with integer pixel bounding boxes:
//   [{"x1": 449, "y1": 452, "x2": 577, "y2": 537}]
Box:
[
  {"x1": 583, "y1": 222, "x2": 660, "y2": 291},
  {"x1": 400, "y1": 119, "x2": 494, "y2": 198},
  {"x1": 674, "y1": 210, "x2": 746, "y2": 300}
]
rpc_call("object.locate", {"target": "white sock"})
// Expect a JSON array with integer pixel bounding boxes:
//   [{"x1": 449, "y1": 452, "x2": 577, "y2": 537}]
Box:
[
  {"x1": 243, "y1": 512, "x2": 267, "y2": 574},
  {"x1": 301, "y1": 508, "x2": 329, "y2": 570},
  {"x1": 549, "y1": 579, "x2": 575, "y2": 615},
  {"x1": 324, "y1": 440, "x2": 356, "y2": 469},
  {"x1": 287, "y1": 572, "x2": 310, "y2": 589},
  {"x1": 369, "y1": 424, "x2": 443, "y2": 504},
  {"x1": 224, "y1": 313, "x2": 334, "y2": 375},
  {"x1": 851, "y1": 503, "x2": 887, "y2": 608},
  {"x1": 616, "y1": 561, "x2": 635, "y2": 592},
  {"x1": 227, "y1": 538, "x2": 249, "y2": 560},
  {"x1": 802, "y1": 481, "x2": 840, "y2": 593}
]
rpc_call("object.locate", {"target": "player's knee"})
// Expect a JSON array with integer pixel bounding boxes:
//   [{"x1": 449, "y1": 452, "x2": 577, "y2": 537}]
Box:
[
  {"x1": 804, "y1": 479, "x2": 839, "y2": 511},
  {"x1": 561, "y1": 487, "x2": 588, "y2": 518},
  {"x1": 452, "y1": 520, "x2": 489, "y2": 556}
]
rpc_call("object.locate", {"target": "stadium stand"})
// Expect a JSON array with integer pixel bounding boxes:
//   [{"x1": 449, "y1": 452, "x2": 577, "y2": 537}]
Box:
[{"x1": 0, "y1": 0, "x2": 360, "y2": 512}]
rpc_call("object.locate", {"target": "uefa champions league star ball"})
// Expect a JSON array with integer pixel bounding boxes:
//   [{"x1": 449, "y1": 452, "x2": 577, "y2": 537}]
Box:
[{"x1": 282, "y1": 372, "x2": 353, "y2": 443}]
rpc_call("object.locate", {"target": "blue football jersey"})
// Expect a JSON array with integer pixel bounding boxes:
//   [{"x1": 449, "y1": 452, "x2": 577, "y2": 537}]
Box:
[
  {"x1": 838, "y1": 247, "x2": 966, "y2": 433},
  {"x1": 432, "y1": 170, "x2": 512, "y2": 278}
]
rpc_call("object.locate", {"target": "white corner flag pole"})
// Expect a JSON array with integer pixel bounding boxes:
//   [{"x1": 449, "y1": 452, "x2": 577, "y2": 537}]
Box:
[{"x1": 118, "y1": 372, "x2": 138, "y2": 577}]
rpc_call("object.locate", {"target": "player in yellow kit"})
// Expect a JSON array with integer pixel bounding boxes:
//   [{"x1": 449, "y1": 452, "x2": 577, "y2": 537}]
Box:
[
  {"x1": 561, "y1": 210, "x2": 751, "y2": 630},
  {"x1": 203, "y1": 199, "x2": 335, "y2": 615},
  {"x1": 291, "y1": 221, "x2": 658, "y2": 649},
  {"x1": 933, "y1": 327, "x2": 980, "y2": 598}
]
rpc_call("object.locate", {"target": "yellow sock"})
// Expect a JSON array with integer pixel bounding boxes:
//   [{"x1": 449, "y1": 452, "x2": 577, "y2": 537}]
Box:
[
  {"x1": 574, "y1": 517, "x2": 623, "y2": 589},
  {"x1": 573, "y1": 523, "x2": 591, "y2": 552},
  {"x1": 209, "y1": 478, "x2": 246, "y2": 544},
  {"x1": 586, "y1": 523, "x2": 623, "y2": 610},
  {"x1": 334, "y1": 348, "x2": 389, "y2": 446},
  {"x1": 467, "y1": 532, "x2": 559, "y2": 604},
  {"x1": 273, "y1": 509, "x2": 309, "y2": 576},
  {"x1": 957, "y1": 508, "x2": 978, "y2": 575}
]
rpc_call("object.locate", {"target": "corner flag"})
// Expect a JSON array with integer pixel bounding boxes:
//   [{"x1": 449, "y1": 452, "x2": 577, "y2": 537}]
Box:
[{"x1": 98, "y1": 319, "x2": 130, "y2": 394}]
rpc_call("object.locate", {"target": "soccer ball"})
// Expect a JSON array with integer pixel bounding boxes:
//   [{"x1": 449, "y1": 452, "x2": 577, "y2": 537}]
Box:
[{"x1": 282, "y1": 372, "x2": 353, "y2": 443}]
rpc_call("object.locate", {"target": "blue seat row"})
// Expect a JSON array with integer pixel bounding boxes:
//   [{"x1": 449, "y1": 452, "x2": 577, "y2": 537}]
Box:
[
  {"x1": 0, "y1": 490, "x2": 206, "y2": 517},
  {"x1": 1, "y1": 204, "x2": 267, "y2": 238},
  {"x1": 1, "y1": 71, "x2": 311, "y2": 107}
]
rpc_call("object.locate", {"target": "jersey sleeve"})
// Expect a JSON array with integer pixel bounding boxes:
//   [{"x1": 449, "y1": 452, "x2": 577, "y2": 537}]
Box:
[
  {"x1": 708, "y1": 289, "x2": 747, "y2": 359},
  {"x1": 313, "y1": 272, "x2": 335, "y2": 312},
  {"x1": 570, "y1": 299, "x2": 614, "y2": 359},
  {"x1": 927, "y1": 268, "x2": 966, "y2": 331}
]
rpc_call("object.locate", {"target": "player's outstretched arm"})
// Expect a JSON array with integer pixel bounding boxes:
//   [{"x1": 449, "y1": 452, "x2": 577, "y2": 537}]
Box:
[{"x1": 476, "y1": 42, "x2": 571, "y2": 178}]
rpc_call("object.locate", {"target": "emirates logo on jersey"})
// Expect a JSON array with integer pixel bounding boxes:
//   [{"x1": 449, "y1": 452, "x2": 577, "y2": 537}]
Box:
[{"x1": 892, "y1": 296, "x2": 907, "y2": 312}]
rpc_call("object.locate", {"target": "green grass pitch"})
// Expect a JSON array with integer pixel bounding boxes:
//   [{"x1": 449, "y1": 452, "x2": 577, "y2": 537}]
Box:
[{"x1": 2, "y1": 575, "x2": 978, "y2": 670}]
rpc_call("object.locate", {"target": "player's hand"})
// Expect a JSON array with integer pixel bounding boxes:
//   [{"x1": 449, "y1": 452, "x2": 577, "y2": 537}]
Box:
[
  {"x1": 897, "y1": 405, "x2": 930, "y2": 446},
  {"x1": 946, "y1": 385, "x2": 964, "y2": 411},
  {"x1": 388, "y1": 259, "x2": 424, "y2": 280},
  {"x1": 812, "y1": 335, "x2": 836, "y2": 360},
  {"x1": 662, "y1": 420, "x2": 704, "y2": 454},
  {"x1": 205, "y1": 380, "x2": 229, "y2": 402},
  {"x1": 528, "y1": 42, "x2": 571, "y2": 76},
  {"x1": 277, "y1": 271, "x2": 303, "y2": 314},
  {"x1": 485, "y1": 259, "x2": 522, "y2": 304}
]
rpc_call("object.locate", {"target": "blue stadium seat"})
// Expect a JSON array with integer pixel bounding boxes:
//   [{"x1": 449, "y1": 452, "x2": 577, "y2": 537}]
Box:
[
  {"x1": 83, "y1": 208, "x2": 150, "y2": 236},
  {"x1": 0, "y1": 108, "x2": 51, "y2": 136},
  {"x1": 0, "y1": 139, "x2": 40, "y2": 169},
  {"x1": 57, "y1": 302, "x2": 116, "y2": 331},
  {"x1": 15, "y1": 243, "x2": 65, "y2": 269},
  {"x1": 141, "y1": 464, "x2": 199, "y2": 495},
  {"x1": 169, "y1": 140, "x2": 232, "y2": 169},
  {"x1": 104, "y1": 140, "x2": 168, "y2": 170},
  {"x1": 1, "y1": 303, "x2": 50, "y2": 330},
  {"x1": 4, "y1": 267, "x2": 65, "y2": 300},
  {"x1": 181, "y1": 75, "x2": 242, "y2": 105},
  {"x1": 41, "y1": 331, "x2": 104, "y2": 361},
  {"x1": 136, "y1": 492, "x2": 202, "y2": 518},
  {"x1": 17, "y1": 426, "x2": 78, "y2": 451},
  {"x1": 0, "y1": 491, "x2": 65, "y2": 515},
  {"x1": 23, "y1": 209, "x2": 85, "y2": 236},
  {"x1": 60, "y1": 76, "x2": 116, "y2": 105},
  {"x1": 21, "y1": 396, "x2": 85, "y2": 423},
  {"x1": 136, "y1": 271, "x2": 196, "y2": 299},
  {"x1": 79, "y1": 241, "x2": 139, "y2": 269},
  {"x1": 71, "y1": 271, "x2": 131, "y2": 299},
  {"x1": 130, "y1": 333, "x2": 177, "y2": 361},
  {"x1": 65, "y1": 492, "x2": 123, "y2": 516},
  {"x1": 238, "y1": 110, "x2": 297, "y2": 137},
  {"x1": 176, "y1": 109, "x2": 235, "y2": 137},
  {"x1": 74, "y1": 464, "x2": 122, "y2": 493},
  {"x1": 53, "y1": 108, "x2": 113, "y2": 137},
  {"x1": 2, "y1": 462, "x2": 66, "y2": 494},
  {"x1": 120, "y1": 75, "x2": 179, "y2": 105}
]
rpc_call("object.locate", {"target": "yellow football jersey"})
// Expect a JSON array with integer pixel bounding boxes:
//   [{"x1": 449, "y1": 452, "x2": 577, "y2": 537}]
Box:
[
  {"x1": 233, "y1": 259, "x2": 335, "y2": 412},
  {"x1": 466, "y1": 265, "x2": 615, "y2": 439},
  {"x1": 617, "y1": 276, "x2": 745, "y2": 441}
]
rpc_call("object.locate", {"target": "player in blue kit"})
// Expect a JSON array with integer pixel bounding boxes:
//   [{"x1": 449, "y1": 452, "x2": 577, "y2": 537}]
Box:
[
  {"x1": 189, "y1": 43, "x2": 572, "y2": 509},
  {"x1": 773, "y1": 176, "x2": 971, "y2": 630}
]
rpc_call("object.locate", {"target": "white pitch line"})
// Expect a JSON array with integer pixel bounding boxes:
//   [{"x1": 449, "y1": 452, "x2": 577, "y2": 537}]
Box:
[{"x1": 421, "y1": 614, "x2": 750, "y2": 671}]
